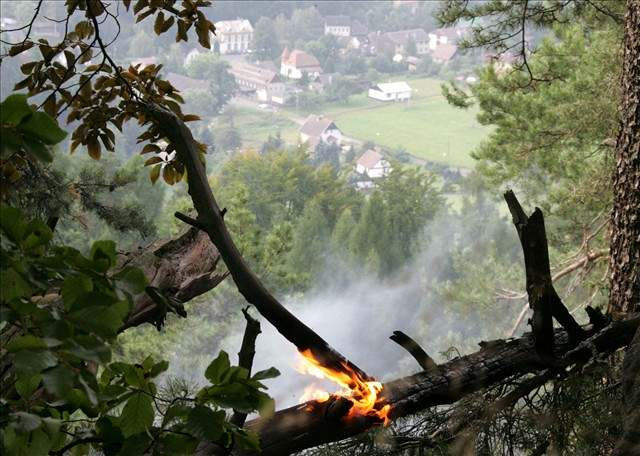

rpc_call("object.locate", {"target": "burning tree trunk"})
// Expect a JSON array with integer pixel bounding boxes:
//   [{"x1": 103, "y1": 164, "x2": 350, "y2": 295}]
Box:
[
  {"x1": 612, "y1": 1, "x2": 640, "y2": 454},
  {"x1": 243, "y1": 316, "x2": 639, "y2": 456}
]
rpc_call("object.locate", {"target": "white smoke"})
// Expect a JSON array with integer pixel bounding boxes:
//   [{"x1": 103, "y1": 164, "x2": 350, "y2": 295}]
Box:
[{"x1": 167, "y1": 206, "x2": 523, "y2": 410}]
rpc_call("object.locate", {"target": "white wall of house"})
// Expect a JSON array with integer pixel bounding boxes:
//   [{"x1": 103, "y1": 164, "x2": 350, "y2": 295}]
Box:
[
  {"x1": 428, "y1": 34, "x2": 448, "y2": 51},
  {"x1": 218, "y1": 32, "x2": 253, "y2": 54},
  {"x1": 321, "y1": 127, "x2": 343, "y2": 144},
  {"x1": 325, "y1": 25, "x2": 351, "y2": 37},
  {"x1": 356, "y1": 160, "x2": 392, "y2": 178},
  {"x1": 280, "y1": 63, "x2": 320, "y2": 80},
  {"x1": 368, "y1": 88, "x2": 411, "y2": 101}
]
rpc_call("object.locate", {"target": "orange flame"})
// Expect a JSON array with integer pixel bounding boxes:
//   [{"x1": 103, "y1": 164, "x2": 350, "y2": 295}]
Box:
[{"x1": 296, "y1": 349, "x2": 391, "y2": 425}]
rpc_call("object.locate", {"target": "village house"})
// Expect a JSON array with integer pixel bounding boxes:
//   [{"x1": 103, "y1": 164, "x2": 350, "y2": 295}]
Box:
[
  {"x1": 368, "y1": 81, "x2": 412, "y2": 102},
  {"x1": 229, "y1": 61, "x2": 287, "y2": 105},
  {"x1": 166, "y1": 73, "x2": 209, "y2": 92},
  {"x1": 355, "y1": 149, "x2": 392, "y2": 178},
  {"x1": 324, "y1": 15, "x2": 351, "y2": 37},
  {"x1": 280, "y1": 48, "x2": 323, "y2": 80},
  {"x1": 406, "y1": 56, "x2": 420, "y2": 72},
  {"x1": 214, "y1": 19, "x2": 253, "y2": 54},
  {"x1": 299, "y1": 115, "x2": 342, "y2": 149},
  {"x1": 431, "y1": 43, "x2": 458, "y2": 63},
  {"x1": 385, "y1": 28, "x2": 429, "y2": 55},
  {"x1": 428, "y1": 27, "x2": 469, "y2": 51}
]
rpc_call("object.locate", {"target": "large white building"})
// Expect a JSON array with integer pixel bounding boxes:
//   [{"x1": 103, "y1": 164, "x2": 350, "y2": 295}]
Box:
[
  {"x1": 214, "y1": 19, "x2": 253, "y2": 54},
  {"x1": 368, "y1": 81, "x2": 412, "y2": 102}
]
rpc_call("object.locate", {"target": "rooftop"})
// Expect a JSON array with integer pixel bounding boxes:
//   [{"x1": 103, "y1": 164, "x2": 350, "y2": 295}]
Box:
[
  {"x1": 300, "y1": 115, "x2": 339, "y2": 137},
  {"x1": 385, "y1": 28, "x2": 428, "y2": 44},
  {"x1": 282, "y1": 48, "x2": 322, "y2": 69},
  {"x1": 324, "y1": 15, "x2": 351, "y2": 27},
  {"x1": 215, "y1": 19, "x2": 253, "y2": 34},
  {"x1": 166, "y1": 72, "x2": 208, "y2": 92},
  {"x1": 357, "y1": 149, "x2": 384, "y2": 169},
  {"x1": 432, "y1": 43, "x2": 458, "y2": 62},
  {"x1": 372, "y1": 81, "x2": 412, "y2": 93}
]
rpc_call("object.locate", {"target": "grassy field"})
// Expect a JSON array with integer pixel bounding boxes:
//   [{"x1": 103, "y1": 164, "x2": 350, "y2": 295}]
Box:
[
  {"x1": 287, "y1": 77, "x2": 491, "y2": 168},
  {"x1": 230, "y1": 106, "x2": 299, "y2": 150}
]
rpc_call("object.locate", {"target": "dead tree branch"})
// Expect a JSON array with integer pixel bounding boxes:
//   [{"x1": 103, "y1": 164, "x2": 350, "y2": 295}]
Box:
[
  {"x1": 231, "y1": 307, "x2": 261, "y2": 427},
  {"x1": 390, "y1": 331, "x2": 439, "y2": 373},
  {"x1": 504, "y1": 190, "x2": 585, "y2": 360},
  {"x1": 118, "y1": 227, "x2": 227, "y2": 331},
  {"x1": 144, "y1": 102, "x2": 372, "y2": 382}
]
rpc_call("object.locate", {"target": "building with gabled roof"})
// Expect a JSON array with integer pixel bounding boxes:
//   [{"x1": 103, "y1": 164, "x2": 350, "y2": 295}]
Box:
[
  {"x1": 324, "y1": 15, "x2": 351, "y2": 37},
  {"x1": 428, "y1": 26, "x2": 469, "y2": 51},
  {"x1": 214, "y1": 19, "x2": 253, "y2": 54},
  {"x1": 299, "y1": 115, "x2": 342, "y2": 149},
  {"x1": 368, "y1": 81, "x2": 412, "y2": 102},
  {"x1": 229, "y1": 61, "x2": 287, "y2": 104},
  {"x1": 355, "y1": 149, "x2": 392, "y2": 178},
  {"x1": 280, "y1": 48, "x2": 322, "y2": 79},
  {"x1": 431, "y1": 43, "x2": 458, "y2": 63}
]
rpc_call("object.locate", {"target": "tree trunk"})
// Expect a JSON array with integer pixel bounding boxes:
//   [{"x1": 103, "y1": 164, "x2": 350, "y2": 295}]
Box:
[
  {"x1": 242, "y1": 317, "x2": 639, "y2": 456},
  {"x1": 612, "y1": 2, "x2": 640, "y2": 454}
]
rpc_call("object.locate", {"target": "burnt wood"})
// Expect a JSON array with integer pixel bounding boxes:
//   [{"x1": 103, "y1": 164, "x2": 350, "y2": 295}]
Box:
[
  {"x1": 390, "y1": 331, "x2": 439, "y2": 373},
  {"x1": 504, "y1": 191, "x2": 585, "y2": 360},
  {"x1": 242, "y1": 316, "x2": 639, "y2": 456}
]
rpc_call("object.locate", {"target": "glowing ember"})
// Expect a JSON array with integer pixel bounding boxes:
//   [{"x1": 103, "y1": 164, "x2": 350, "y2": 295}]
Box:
[{"x1": 296, "y1": 349, "x2": 391, "y2": 424}]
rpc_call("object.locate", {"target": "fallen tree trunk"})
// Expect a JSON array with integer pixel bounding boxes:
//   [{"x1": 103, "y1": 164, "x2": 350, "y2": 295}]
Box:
[{"x1": 244, "y1": 315, "x2": 640, "y2": 456}]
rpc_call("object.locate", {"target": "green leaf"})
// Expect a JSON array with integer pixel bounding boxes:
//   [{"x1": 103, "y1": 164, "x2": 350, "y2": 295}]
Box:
[
  {"x1": 61, "y1": 274, "x2": 93, "y2": 309},
  {"x1": 22, "y1": 220, "x2": 53, "y2": 249},
  {"x1": 234, "y1": 429, "x2": 261, "y2": 451},
  {"x1": 65, "y1": 335, "x2": 112, "y2": 363},
  {"x1": 119, "y1": 392, "x2": 154, "y2": 437},
  {"x1": 0, "y1": 205, "x2": 25, "y2": 242},
  {"x1": 68, "y1": 300, "x2": 129, "y2": 337},
  {"x1": 23, "y1": 136, "x2": 53, "y2": 162},
  {"x1": 186, "y1": 405, "x2": 225, "y2": 442},
  {"x1": 0, "y1": 268, "x2": 33, "y2": 303},
  {"x1": 162, "y1": 403, "x2": 192, "y2": 426},
  {"x1": 205, "y1": 351, "x2": 231, "y2": 384},
  {"x1": 42, "y1": 365, "x2": 74, "y2": 397},
  {"x1": 20, "y1": 112, "x2": 67, "y2": 145},
  {"x1": 159, "y1": 432, "x2": 198, "y2": 454},
  {"x1": 90, "y1": 240, "x2": 117, "y2": 271},
  {"x1": 15, "y1": 373, "x2": 42, "y2": 399},
  {"x1": 7, "y1": 335, "x2": 48, "y2": 352},
  {"x1": 13, "y1": 350, "x2": 57, "y2": 375},
  {"x1": 252, "y1": 367, "x2": 280, "y2": 381},
  {"x1": 114, "y1": 266, "x2": 148, "y2": 295},
  {"x1": 0, "y1": 94, "x2": 32, "y2": 124}
]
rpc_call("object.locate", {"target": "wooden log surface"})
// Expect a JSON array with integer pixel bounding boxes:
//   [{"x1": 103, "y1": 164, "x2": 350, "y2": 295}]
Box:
[{"x1": 242, "y1": 316, "x2": 640, "y2": 456}]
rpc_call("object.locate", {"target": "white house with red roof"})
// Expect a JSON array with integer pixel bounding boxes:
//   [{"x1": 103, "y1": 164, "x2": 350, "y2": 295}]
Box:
[
  {"x1": 355, "y1": 149, "x2": 392, "y2": 178},
  {"x1": 280, "y1": 47, "x2": 323, "y2": 79},
  {"x1": 299, "y1": 115, "x2": 342, "y2": 149}
]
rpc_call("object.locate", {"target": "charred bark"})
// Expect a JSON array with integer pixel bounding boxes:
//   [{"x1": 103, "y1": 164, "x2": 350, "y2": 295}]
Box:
[
  {"x1": 390, "y1": 331, "x2": 439, "y2": 373},
  {"x1": 243, "y1": 316, "x2": 639, "y2": 456},
  {"x1": 145, "y1": 102, "x2": 372, "y2": 382},
  {"x1": 504, "y1": 190, "x2": 585, "y2": 360}
]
